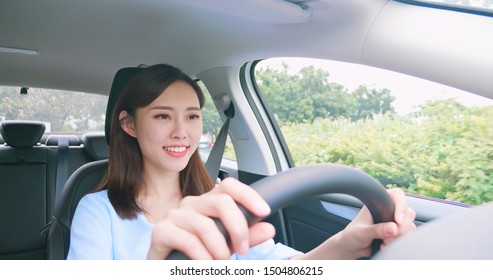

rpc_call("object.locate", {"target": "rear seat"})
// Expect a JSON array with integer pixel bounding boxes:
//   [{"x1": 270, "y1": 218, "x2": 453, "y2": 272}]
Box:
[
  {"x1": 81, "y1": 131, "x2": 109, "y2": 160},
  {"x1": 43, "y1": 131, "x2": 109, "y2": 259},
  {"x1": 44, "y1": 134, "x2": 94, "y2": 187},
  {"x1": 0, "y1": 121, "x2": 51, "y2": 259},
  {"x1": 0, "y1": 121, "x2": 109, "y2": 259},
  {"x1": 44, "y1": 134, "x2": 90, "y2": 214}
]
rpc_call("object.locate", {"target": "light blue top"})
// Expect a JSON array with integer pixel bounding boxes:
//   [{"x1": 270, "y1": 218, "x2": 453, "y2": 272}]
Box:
[{"x1": 67, "y1": 190, "x2": 302, "y2": 260}]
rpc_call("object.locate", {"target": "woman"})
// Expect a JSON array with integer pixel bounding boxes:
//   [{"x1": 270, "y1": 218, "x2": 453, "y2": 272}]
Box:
[{"x1": 67, "y1": 64, "x2": 416, "y2": 260}]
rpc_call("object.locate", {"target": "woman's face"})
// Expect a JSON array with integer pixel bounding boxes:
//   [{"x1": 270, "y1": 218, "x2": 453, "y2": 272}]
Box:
[{"x1": 122, "y1": 80, "x2": 203, "y2": 175}]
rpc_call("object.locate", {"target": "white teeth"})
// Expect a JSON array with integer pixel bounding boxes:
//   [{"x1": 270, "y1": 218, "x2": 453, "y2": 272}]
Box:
[{"x1": 165, "y1": 146, "x2": 186, "y2": 153}]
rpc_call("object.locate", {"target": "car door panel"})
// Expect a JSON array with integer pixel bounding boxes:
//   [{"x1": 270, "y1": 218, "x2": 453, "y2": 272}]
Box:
[{"x1": 282, "y1": 194, "x2": 469, "y2": 253}]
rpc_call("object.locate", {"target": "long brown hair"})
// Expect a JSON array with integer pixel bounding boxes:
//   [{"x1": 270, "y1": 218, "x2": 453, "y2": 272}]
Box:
[{"x1": 96, "y1": 64, "x2": 215, "y2": 219}]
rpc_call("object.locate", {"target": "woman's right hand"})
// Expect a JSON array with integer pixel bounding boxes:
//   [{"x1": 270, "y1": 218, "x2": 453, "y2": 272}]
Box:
[{"x1": 147, "y1": 178, "x2": 275, "y2": 260}]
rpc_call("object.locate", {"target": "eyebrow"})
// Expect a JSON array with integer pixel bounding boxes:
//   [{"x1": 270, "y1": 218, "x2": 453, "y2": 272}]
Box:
[{"x1": 150, "y1": 105, "x2": 201, "y2": 111}]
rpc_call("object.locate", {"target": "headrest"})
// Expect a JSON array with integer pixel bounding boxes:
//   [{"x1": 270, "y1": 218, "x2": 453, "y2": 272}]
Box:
[
  {"x1": 82, "y1": 131, "x2": 109, "y2": 160},
  {"x1": 45, "y1": 135, "x2": 82, "y2": 146},
  {"x1": 104, "y1": 67, "x2": 144, "y2": 144},
  {"x1": 0, "y1": 121, "x2": 46, "y2": 148}
]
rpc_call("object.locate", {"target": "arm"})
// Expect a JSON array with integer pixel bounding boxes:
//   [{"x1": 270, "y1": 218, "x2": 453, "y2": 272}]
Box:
[
  {"x1": 292, "y1": 188, "x2": 416, "y2": 260},
  {"x1": 67, "y1": 193, "x2": 113, "y2": 259}
]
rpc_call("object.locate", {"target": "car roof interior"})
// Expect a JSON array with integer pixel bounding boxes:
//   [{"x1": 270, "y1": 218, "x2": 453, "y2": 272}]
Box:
[{"x1": 1, "y1": 0, "x2": 492, "y2": 100}]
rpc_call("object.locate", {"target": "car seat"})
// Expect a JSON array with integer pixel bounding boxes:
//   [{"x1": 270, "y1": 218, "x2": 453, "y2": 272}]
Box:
[
  {"x1": 0, "y1": 121, "x2": 50, "y2": 259},
  {"x1": 44, "y1": 67, "x2": 143, "y2": 259}
]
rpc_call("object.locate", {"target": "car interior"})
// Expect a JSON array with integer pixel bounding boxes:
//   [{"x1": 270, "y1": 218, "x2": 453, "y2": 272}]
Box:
[{"x1": 1, "y1": 0, "x2": 493, "y2": 262}]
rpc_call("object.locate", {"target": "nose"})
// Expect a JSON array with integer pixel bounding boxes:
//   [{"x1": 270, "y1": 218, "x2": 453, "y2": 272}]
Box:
[{"x1": 170, "y1": 118, "x2": 187, "y2": 139}]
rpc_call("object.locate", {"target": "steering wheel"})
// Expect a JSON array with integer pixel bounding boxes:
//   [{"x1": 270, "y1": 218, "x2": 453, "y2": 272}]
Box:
[{"x1": 166, "y1": 164, "x2": 395, "y2": 260}]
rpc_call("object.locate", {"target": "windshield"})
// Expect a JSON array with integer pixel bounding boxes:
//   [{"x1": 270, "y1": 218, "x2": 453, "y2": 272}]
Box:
[
  {"x1": 401, "y1": 0, "x2": 493, "y2": 15},
  {"x1": 255, "y1": 57, "x2": 493, "y2": 206}
]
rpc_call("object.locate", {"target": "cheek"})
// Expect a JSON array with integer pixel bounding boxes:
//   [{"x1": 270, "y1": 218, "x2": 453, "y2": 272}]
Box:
[
  {"x1": 136, "y1": 122, "x2": 164, "y2": 143},
  {"x1": 148, "y1": 130, "x2": 164, "y2": 143},
  {"x1": 190, "y1": 123, "x2": 203, "y2": 144}
]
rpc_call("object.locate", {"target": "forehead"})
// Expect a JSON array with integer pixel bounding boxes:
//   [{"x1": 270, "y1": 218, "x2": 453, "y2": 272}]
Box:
[{"x1": 151, "y1": 81, "x2": 200, "y2": 107}]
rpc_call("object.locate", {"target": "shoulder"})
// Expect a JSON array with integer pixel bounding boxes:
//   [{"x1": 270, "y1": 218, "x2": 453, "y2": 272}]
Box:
[
  {"x1": 80, "y1": 189, "x2": 109, "y2": 203},
  {"x1": 73, "y1": 190, "x2": 114, "y2": 222},
  {"x1": 77, "y1": 189, "x2": 111, "y2": 210}
]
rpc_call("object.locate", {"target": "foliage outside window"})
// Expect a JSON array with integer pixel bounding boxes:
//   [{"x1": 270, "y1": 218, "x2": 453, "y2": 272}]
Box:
[
  {"x1": 255, "y1": 58, "x2": 493, "y2": 206},
  {"x1": 0, "y1": 86, "x2": 107, "y2": 133},
  {"x1": 198, "y1": 81, "x2": 236, "y2": 160}
]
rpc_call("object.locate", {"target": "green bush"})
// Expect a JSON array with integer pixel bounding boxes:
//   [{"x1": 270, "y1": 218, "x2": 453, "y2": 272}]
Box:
[{"x1": 282, "y1": 100, "x2": 493, "y2": 205}]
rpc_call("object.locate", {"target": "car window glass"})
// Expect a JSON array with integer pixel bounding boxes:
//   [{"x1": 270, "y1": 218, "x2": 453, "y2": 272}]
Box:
[
  {"x1": 254, "y1": 58, "x2": 493, "y2": 206},
  {"x1": 407, "y1": 0, "x2": 493, "y2": 14},
  {"x1": 197, "y1": 81, "x2": 236, "y2": 160},
  {"x1": 0, "y1": 86, "x2": 107, "y2": 133}
]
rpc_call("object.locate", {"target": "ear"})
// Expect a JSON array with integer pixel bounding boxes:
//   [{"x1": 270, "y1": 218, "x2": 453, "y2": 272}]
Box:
[{"x1": 119, "y1": 110, "x2": 137, "y2": 138}]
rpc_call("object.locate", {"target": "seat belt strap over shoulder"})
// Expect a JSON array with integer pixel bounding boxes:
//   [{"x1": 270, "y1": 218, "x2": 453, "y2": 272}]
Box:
[{"x1": 205, "y1": 96, "x2": 235, "y2": 183}]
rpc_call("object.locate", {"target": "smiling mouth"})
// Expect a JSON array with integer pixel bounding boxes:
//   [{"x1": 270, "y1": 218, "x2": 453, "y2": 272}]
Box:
[
  {"x1": 164, "y1": 146, "x2": 187, "y2": 153},
  {"x1": 163, "y1": 146, "x2": 190, "y2": 157}
]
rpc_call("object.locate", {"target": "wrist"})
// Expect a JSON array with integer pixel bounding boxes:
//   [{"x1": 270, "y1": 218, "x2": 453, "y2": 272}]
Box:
[
  {"x1": 293, "y1": 232, "x2": 357, "y2": 260},
  {"x1": 323, "y1": 232, "x2": 358, "y2": 260}
]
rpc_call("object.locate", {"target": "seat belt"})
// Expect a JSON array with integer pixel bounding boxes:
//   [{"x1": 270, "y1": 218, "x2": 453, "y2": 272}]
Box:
[
  {"x1": 41, "y1": 136, "x2": 69, "y2": 238},
  {"x1": 54, "y1": 136, "x2": 69, "y2": 207},
  {"x1": 205, "y1": 103, "x2": 234, "y2": 182}
]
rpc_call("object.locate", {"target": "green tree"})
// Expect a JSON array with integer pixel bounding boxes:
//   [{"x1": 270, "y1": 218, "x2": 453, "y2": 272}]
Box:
[
  {"x1": 0, "y1": 87, "x2": 23, "y2": 120},
  {"x1": 256, "y1": 63, "x2": 358, "y2": 124},
  {"x1": 350, "y1": 85, "x2": 395, "y2": 120},
  {"x1": 299, "y1": 66, "x2": 355, "y2": 121},
  {"x1": 197, "y1": 83, "x2": 223, "y2": 137},
  {"x1": 256, "y1": 63, "x2": 313, "y2": 124}
]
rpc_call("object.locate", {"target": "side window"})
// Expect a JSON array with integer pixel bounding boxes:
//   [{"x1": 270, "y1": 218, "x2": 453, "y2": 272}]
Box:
[
  {"x1": 197, "y1": 81, "x2": 236, "y2": 160},
  {"x1": 254, "y1": 58, "x2": 493, "y2": 206}
]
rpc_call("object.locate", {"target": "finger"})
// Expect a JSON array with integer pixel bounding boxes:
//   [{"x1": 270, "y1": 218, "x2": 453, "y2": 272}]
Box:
[
  {"x1": 167, "y1": 208, "x2": 232, "y2": 259},
  {"x1": 397, "y1": 207, "x2": 417, "y2": 235},
  {"x1": 149, "y1": 220, "x2": 214, "y2": 260},
  {"x1": 405, "y1": 206, "x2": 417, "y2": 224},
  {"x1": 381, "y1": 207, "x2": 416, "y2": 247},
  {"x1": 247, "y1": 222, "x2": 276, "y2": 248},
  {"x1": 180, "y1": 194, "x2": 251, "y2": 255},
  {"x1": 371, "y1": 222, "x2": 398, "y2": 241},
  {"x1": 387, "y1": 188, "x2": 408, "y2": 224},
  {"x1": 226, "y1": 222, "x2": 275, "y2": 256},
  {"x1": 211, "y1": 178, "x2": 271, "y2": 218}
]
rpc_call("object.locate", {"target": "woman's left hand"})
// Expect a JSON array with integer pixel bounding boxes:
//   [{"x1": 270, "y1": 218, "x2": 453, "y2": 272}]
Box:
[
  {"x1": 294, "y1": 188, "x2": 416, "y2": 260},
  {"x1": 335, "y1": 188, "x2": 416, "y2": 259}
]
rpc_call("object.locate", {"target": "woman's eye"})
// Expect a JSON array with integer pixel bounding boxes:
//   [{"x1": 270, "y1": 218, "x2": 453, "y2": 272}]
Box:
[
  {"x1": 189, "y1": 114, "x2": 200, "y2": 120},
  {"x1": 155, "y1": 114, "x2": 170, "y2": 120}
]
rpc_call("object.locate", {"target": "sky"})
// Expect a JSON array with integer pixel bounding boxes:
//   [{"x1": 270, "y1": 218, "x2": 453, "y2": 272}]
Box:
[{"x1": 258, "y1": 57, "x2": 493, "y2": 115}]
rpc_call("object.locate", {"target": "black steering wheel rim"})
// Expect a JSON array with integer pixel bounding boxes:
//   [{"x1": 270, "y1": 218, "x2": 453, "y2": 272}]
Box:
[{"x1": 167, "y1": 164, "x2": 394, "y2": 259}]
